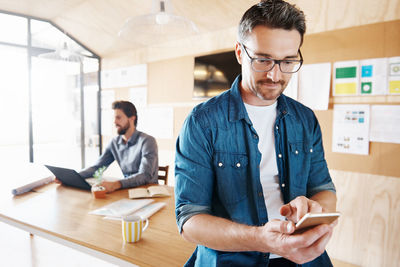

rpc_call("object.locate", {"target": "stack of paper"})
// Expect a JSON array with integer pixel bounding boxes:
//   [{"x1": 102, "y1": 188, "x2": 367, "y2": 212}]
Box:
[{"x1": 89, "y1": 198, "x2": 166, "y2": 220}]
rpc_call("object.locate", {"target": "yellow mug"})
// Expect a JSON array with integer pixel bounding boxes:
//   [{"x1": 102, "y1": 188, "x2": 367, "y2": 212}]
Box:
[{"x1": 122, "y1": 215, "x2": 149, "y2": 243}]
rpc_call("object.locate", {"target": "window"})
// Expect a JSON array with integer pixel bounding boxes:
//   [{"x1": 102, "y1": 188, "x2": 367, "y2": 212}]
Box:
[{"x1": 0, "y1": 12, "x2": 101, "y2": 169}]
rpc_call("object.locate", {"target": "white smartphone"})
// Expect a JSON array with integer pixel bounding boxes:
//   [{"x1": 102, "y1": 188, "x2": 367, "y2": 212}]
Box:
[{"x1": 294, "y1": 212, "x2": 341, "y2": 233}]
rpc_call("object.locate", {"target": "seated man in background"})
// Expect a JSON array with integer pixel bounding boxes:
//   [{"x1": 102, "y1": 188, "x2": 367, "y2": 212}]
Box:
[{"x1": 79, "y1": 100, "x2": 158, "y2": 192}]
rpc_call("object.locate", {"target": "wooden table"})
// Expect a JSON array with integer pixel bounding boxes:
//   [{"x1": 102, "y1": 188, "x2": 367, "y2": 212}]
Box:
[{"x1": 0, "y1": 182, "x2": 196, "y2": 267}]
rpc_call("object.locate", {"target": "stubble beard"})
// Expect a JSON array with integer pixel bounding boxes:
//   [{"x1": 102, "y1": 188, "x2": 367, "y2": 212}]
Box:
[{"x1": 254, "y1": 78, "x2": 287, "y2": 101}]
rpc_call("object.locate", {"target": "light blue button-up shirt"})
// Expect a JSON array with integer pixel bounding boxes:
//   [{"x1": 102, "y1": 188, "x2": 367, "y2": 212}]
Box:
[
  {"x1": 80, "y1": 130, "x2": 158, "y2": 188},
  {"x1": 175, "y1": 75, "x2": 335, "y2": 266}
]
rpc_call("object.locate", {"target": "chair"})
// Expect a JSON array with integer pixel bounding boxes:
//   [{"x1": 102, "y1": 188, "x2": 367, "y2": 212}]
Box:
[{"x1": 158, "y1": 165, "x2": 169, "y2": 185}]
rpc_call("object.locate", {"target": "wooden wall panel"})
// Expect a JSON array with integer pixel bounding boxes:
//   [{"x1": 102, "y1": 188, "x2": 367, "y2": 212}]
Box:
[
  {"x1": 303, "y1": 20, "x2": 400, "y2": 178},
  {"x1": 327, "y1": 170, "x2": 400, "y2": 267}
]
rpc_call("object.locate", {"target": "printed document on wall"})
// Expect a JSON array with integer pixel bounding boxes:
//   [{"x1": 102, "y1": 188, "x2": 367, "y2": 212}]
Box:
[
  {"x1": 388, "y1": 57, "x2": 400, "y2": 94},
  {"x1": 137, "y1": 107, "x2": 173, "y2": 139},
  {"x1": 130, "y1": 87, "x2": 147, "y2": 107},
  {"x1": 333, "y1": 61, "x2": 359, "y2": 96},
  {"x1": 370, "y1": 105, "x2": 400, "y2": 144},
  {"x1": 298, "y1": 63, "x2": 331, "y2": 110},
  {"x1": 332, "y1": 104, "x2": 370, "y2": 155},
  {"x1": 283, "y1": 72, "x2": 298, "y2": 100},
  {"x1": 359, "y1": 58, "x2": 388, "y2": 95}
]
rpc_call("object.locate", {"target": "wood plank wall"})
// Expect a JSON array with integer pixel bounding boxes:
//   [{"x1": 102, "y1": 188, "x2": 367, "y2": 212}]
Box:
[{"x1": 327, "y1": 170, "x2": 400, "y2": 267}]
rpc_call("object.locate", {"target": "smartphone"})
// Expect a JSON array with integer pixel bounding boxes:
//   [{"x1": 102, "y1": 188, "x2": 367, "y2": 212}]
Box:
[{"x1": 294, "y1": 212, "x2": 340, "y2": 233}]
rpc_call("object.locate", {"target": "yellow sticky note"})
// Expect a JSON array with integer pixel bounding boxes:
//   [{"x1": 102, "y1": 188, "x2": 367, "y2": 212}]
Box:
[
  {"x1": 389, "y1": 80, "x2": 400, "y2": 94},
  {"x1": 335, "y1": 83, "x2": 357, "y2": 95}
]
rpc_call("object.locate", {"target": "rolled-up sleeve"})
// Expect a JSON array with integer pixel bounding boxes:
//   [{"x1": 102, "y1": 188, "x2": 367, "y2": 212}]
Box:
[
  {"x1": 307, "y1": 115, "x2": 336, "y2": 197},
  {"x1": 175, "y1": 112, "x2": 215, "y2": 233},
  {"x1": 79, "y1": 143, "x2": 115, "y2": 178}
]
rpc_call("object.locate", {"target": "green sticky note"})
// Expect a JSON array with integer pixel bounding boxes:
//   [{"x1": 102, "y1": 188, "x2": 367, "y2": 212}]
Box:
[
  {"x1": 361, "y1": 82, "x2": 372, "y2": 94},
  {"x1": 336, "y1": 67, "x2": 357, "y2": 79}
]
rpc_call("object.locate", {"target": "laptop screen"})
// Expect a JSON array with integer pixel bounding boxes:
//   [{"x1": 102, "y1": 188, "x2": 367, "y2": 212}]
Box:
[{"x1": 45, "y1": 165, "x2": 91, "y2": 191}]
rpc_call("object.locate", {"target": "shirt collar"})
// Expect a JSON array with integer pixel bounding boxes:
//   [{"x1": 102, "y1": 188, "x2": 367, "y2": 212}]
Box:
[
  {"x1": 228, "y1": 74, "x2": 290, "y2": 123},
  {"x1": 228, "y1": 75, "x2": 250, "y2": 123},
  {"x1": 117, "y1": 130, "x2": 140, "y2": 145}
]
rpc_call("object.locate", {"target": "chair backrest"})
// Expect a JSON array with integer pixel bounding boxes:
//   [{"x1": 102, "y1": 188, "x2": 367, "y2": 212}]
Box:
[{"x1": 158, "y1": 165, "x2": 169, "y2": 185}]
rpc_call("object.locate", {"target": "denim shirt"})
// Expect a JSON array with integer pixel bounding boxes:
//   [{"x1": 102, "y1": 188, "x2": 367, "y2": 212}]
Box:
[
  {"x1": 175, "y1": 75, "x2": 335, "y2": 267},
  {"x1": 80, "y1": 130, "x2": 159, "y2": 188}
]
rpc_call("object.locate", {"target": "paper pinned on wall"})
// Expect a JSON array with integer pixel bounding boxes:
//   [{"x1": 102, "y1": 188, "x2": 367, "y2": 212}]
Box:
[
  {"x1": 283, "y1": 72, "x2": 298, "y2": 100},
  {"x1": 137, "y1": 106, "x2": 174, "y2": 139},
  {"x1": 332, "y1": 104, "x2": 370, "y2": 155},
  {"x1": 370, "y1": 105, "x2": 400, "y2": 144},
  {"x1": 101, "y1": 64, "x2": 147, "y2": 89},
  {"x1": 333, "y1": 60, "x2": 359, "y2": 96},
  {"x1": 359, "y1": 58, "x2": 388, "y2": 95},
  {"x1": 130, "y1": 87, "x2": 147, "y2": 107},
  {"x1": 101, "y1": 90, "x2": 115, "y2": 136},
  {"x1": 388, "y1": 57, "x2": 400, "y2": 94},
  {"x1": 298, "y1": 62, "x2": 331, "y2": 110}
]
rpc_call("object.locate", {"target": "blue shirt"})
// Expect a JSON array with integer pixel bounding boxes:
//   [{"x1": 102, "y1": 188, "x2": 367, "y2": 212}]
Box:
[
  {"x1": 80, "y1": 130, "x2": 158, "y2": 188},
  {"x1": 175, "y1": 75, "x2": 335, "y2": 266}
]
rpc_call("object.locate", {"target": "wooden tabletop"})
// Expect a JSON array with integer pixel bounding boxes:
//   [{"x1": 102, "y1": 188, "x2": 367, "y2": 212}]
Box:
[{"x1": 0, "y1": 182, "x2": 196, "y2": 267}]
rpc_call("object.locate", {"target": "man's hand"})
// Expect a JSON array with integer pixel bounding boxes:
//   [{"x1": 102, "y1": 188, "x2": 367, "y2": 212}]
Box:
[
  {"x1": 100, "y1": 181, "x2": 121, "y2": 193},
  {"x1": 280, "y1": 196, "x2": 324, "y2": 223},
  {"x1": 257, "y1": 219, "x2": 335, "y2": 264}
]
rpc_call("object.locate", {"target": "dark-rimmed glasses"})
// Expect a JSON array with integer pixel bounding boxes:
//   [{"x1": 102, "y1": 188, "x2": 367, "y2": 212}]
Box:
[{"x1": 241, "y1": 43, "x2": 303, "y2": 73}]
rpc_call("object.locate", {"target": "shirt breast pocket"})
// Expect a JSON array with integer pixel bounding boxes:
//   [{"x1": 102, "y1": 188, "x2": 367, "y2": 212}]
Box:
[
  {"x1": 289, "y1": 142, "x2": 313, "y2": 190},
  {"x1": 213, "y1": 152, "x2": 249, "y2": 205}
]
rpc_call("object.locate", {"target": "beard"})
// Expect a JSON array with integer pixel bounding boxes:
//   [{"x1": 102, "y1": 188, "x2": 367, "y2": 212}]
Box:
[
  {"x1": 253, "y1": 78, "x2": 287, "y2": 101},
  {"x1": 116, "y1": 122, "x2": 130, "y2": 135}
]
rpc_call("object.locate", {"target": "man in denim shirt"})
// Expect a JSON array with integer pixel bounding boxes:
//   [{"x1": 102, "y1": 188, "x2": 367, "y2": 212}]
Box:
[
  {"x1": 79, "y1": 101, "x2": 158, "y2": 192},
  {"x1": 175, "y1": 1, "x2": 337, "y2": 266}
]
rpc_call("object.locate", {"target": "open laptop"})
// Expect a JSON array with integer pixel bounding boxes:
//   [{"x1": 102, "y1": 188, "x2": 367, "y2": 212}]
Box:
[{"x1": 45, "y1": 165, "x2": 92, "y2": 191}]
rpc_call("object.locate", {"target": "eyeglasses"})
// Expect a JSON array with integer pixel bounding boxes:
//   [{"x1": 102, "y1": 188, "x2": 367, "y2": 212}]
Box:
[{"x1": 240, "y1": 43, "x2": 303, "y2": 73}]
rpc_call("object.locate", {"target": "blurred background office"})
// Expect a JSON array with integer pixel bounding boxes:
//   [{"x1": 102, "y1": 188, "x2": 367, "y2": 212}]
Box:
[{"x1": 0, "y1": 1, "x2": 399, "y2": 266}]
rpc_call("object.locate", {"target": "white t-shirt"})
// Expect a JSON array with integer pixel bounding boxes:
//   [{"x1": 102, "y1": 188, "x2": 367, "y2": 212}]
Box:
[{"x1": 244, "y1": 101, "x2": 285, "y2": 259}]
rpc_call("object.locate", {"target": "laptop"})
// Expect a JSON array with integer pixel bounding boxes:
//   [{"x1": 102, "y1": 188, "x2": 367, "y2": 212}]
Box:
[{"x1": 45, "y1": 165, "x2": 92, "y2": 191}]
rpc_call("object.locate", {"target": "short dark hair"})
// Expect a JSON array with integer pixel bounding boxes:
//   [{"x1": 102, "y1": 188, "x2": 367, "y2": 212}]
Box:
[
  {"x1": 238, "y1": 0, "x2": 306, "y2": 46},
  {"x1": 112, "y1": 100, "x2": 138, "y2": 126}
]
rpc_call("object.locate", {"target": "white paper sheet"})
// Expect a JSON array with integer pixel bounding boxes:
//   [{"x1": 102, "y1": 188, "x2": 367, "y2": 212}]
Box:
[
  {"x1": 283, "y1": 72, "x2": 298, "y2": 100},
  {"x1": 332, "y1": 104, "x2": 370, "y2": 155},
  {"x1": 370, "y1": 105, "x2": 400, "y2": 144},
  {"x1": 101, "y1": 64, "x2": 147, "y2": 88},
  {"x1": 130, "y1": 87, "x2": 147, "y2": 107},
  {"x1": 333, "y1": 60, "x2": 359, "y2": 96},
  {"x1": 137, "y1": 107, "x2": 174, "y2": 139},
  {"x1": 298, "y1": 63, "x2": 331, "y2": 110},
  {"x1": 359, "y1": 58, "x2": 388, "y2": 95},
  {"x1": 388, "y1": 56, "x2": 400, "y2": 94},
  {"x1": 89, "y1": 199, "x2": 154, "y2": 217}
]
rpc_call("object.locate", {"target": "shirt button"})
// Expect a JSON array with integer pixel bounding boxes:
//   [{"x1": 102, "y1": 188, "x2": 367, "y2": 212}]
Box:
[
  {"x1": 218, "y1": 162, "x2": 223, "y2": 167},
  {"x1": 258, "y1": 192, "x2": 263, "y2": 197},
  {"x1": 295, "y1": 150, "x2": 298, "y2": 154},
  {"x1": 275, "y1": 126, "x2": 279, "y2": 130},
  {"x1": 278, "y1": 154, "x2": 282, "y2": 158},
  {"x1": 281, "y1": 183, "x2": 285, "y2": 187},
  {"x1": 310, "y1": 148, "x2": 313, "y2": 153},
  {"x1": 236, "y1": 163, "x2": 241, "y2": 167},
  {"x1": 253, "y1": 134, "x2": 258, "y2": 139}
]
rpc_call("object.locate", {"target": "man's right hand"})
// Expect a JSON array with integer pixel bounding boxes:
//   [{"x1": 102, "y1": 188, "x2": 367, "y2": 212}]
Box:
[
  {"x1": 256, "y1": 219, "x2": 334, "y2": 264},
  {"x1": 54, "y1": 178, "x2": 62, "y2": 184}
]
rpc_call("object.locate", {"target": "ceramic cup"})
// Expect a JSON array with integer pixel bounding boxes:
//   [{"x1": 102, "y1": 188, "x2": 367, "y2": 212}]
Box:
[{"x1": 122, "y1": 215, "x2": 149, "y2": 243}]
